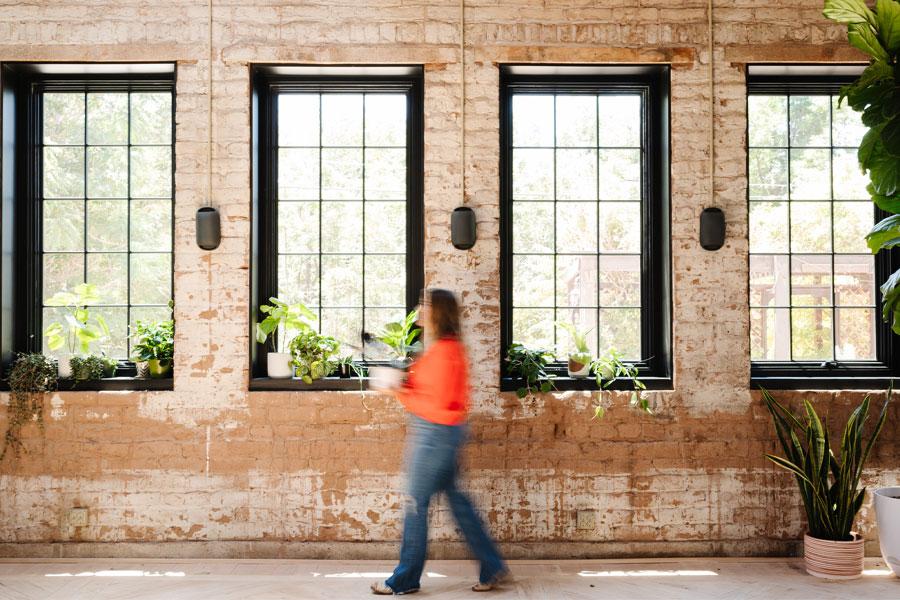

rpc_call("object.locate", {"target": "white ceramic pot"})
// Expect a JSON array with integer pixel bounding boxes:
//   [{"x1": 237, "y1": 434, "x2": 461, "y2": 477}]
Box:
[
  {"x1": 875, "y1": 487, "x2": 900, "y2": 577},
  {"x1": 803, "y1": 532, "x2": 864, "y2": 579},
  {"x1": 267, "y1": 352, "x2": 293, "y2": 379},
  {"x1": 57, "y1": 355, "x2": 72, "y2": 379},
  {"x1": 567, "y1": 355, "x2": 592, "y2": 378},
  {"x1": 368, "y1": 366, "x2": 405, "y2": 391}
]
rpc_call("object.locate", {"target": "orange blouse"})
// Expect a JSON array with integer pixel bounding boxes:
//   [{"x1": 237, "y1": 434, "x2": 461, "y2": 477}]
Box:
[{"x1": 397, "y1": 337, "x2": 470, "y2": 426}]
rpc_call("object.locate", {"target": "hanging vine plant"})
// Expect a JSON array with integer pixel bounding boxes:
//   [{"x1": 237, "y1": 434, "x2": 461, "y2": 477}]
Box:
[
  {"x1": 824, "y1": 0, "x2": 900, "y2": 332},
  {"x1": 1, "y1": 353, "x2": 58, "y2": 462}
]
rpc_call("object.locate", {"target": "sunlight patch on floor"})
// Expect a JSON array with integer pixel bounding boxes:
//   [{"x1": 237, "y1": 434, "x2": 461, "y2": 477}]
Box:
[
  {"x1": 578, "y1": 569, "x2": 718, "y2": 578},
  {"x1": 46, "y1": 570, "x2": 186, "y2": 577}
]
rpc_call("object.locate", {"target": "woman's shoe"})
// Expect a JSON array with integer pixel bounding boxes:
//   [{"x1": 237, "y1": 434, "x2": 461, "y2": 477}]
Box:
[
  {"x1": 472, "y1": 570, "x2": 512, "y2": 592},
  {"x1": 370, "y1": 581, "x2": 419, "y2": 595}
]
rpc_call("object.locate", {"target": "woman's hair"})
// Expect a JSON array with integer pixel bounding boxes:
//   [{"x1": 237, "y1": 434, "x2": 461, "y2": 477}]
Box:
[{"x1": 426, "y1": 288, "x2": 461, "y2": 339}]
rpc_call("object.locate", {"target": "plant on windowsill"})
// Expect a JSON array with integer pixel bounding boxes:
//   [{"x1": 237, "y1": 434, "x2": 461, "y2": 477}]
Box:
[
  {"x1": 557, "y1": 322, "x2": 593, "y2": 378},
  {"x1": 505, "y1": 342, "x2": 556, "y2": 399},
  {"x1": 590, "y1": 348, "x2": 648, "y2": 419},
  {"x1": 1, "y1": 353, "x2": 58, "y2": 462},
  {"x1": 130, "y1": 319, "x2": 174, "y2": 379},
  {"x1": 43, "y1": 283, "x2": 109, "y2": 379},
  {"x1": 289, "y1": 329, "x2": 340, "y2": 384},
  {"x1": 256, "y1": 297, "x2": 316, "y2": 379},
  {"x1": 376, "y1": 310, "x2": 423, "y2": 368},
  {"x1": 69, "y1": 355, "x2": 117, "y2": 381},
  {"x1": 761, "y1": 387, "x2": 890, "y2": 579}
]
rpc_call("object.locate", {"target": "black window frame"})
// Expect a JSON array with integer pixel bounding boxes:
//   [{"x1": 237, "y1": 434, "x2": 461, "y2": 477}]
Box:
[
  {"x1": 0, "y1": 62, "x2": 176, "y2": 391},
  {"x1": 250, "y1": 65, "x2": 425, "y2": 390},
  {"x1": 747, "y1": 68, "x2": 900, "y2": 389},
  {"x1": 499, "y1": 65, "x2": 672, "y2": 392}
]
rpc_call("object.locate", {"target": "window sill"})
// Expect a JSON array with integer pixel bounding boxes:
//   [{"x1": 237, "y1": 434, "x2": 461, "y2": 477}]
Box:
[
  {"x1": 0, "y1": 377, "x2": 172, "y2": 392},
  {"x1": 500, "y1": 375, "x2": 673, "y2": 393},
  {"x1": 750, "y1": 376, "x2": 897, "y2": 391},
  {"x1": 250, "y1": 377, "x2": 369, "y2": 392}
]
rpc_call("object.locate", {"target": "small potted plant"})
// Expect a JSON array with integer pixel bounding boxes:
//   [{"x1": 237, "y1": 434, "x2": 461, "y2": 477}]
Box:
[
  {"x1": 336, "y1": 355, "x2": 356, "y2": 379},
  {"x1": 762, "y1": 389, "x2": 890, "y2": 579},
  {"x1": 505, "y1": 342, "x2": 556, "y2": 399},
  {"x1": 1, "y1": 353, "x2": 58, "y2": 461},
  {"x1": 43, "y1": 283, "x2": 109, "y2": 379},
  {"x1": 557, "y1": 322, "x2": 592, "y2": 378},
  {"x1": 69, "y1": 355, "x2": 111, "y2": 381},
  {"x1": 375, "y1": 310, "x2": 422, "y2": 368},
  {"x1": 289, "y1": 329, "x2": 339, "y2": 384},
  {"x1": 130, "y1": 319, "x2": 174, "y2": 378},
  {"x1": 591, "y1": 348, "x2": 648, "y2": 418},
  {"x1": 256, "y1": 297, "x2": 315, "y2": 378}
]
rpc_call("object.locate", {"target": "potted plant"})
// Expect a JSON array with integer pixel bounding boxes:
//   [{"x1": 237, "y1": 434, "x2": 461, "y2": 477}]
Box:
[
  {"x1": 557, "y1": 322, "x2": 592, "y2": 378},
  {"x1": 375, "y1": 310, "x2": 422, "y2": 368},
  {"x1": 43, "y1": 283, "x2": 109, "y2": 379},
  {"x1": 762, "y1": 389, "x2": 890, "y2": 579},
  {"x1": 1, "y1": 353, "x2": 58, "y2": 461},
  {"x1": 130, "y1": 319, "x2": 174, "y2": 378},
  {"x1": 336, "y1": 355, "x2": 356, "y2": 379},
  {"x1": 289, "y1": 329, "x2": 339, "y2": 384},
  {"x1": 256, "y1": 297, "x2": 315, "y2": 378},
  {"x1": 69, "y1": 355, "x2": 112, "y2": 381},
  {"x1": 591, "y1": 348, "x2": 648, "y2": 418},
  {"x1": 505, "y1": 342, "x2": 556, "y2": 399}
]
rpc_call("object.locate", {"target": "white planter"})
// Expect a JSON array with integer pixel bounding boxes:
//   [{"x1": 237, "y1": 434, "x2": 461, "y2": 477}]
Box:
[
  {"x1": 267, "y1": 352, "x2": 293, "y2": 379},
  {"x1": 875, "y1": 486, "x2": 900, "y2": 577},
  {"x1": 57, "y1": 355, "x2": 72, "y2": 379},
  {"x1": 567, "y1": 357, "x2": 591, "y2": 378}
]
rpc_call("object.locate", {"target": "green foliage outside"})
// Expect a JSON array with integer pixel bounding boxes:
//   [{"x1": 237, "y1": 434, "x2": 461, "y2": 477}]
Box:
[{"x1": 824, "y1": 0, "x2": 900, "y2": 333}]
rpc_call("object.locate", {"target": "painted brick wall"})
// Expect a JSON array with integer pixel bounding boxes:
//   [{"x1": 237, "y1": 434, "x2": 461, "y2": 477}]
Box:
[{"x1": 1, "y1": 0, "x2": 898, "y2": 558}]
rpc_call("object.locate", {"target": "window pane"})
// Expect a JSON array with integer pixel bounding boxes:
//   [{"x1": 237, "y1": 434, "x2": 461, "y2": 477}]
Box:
[
  {"x1": 87, "y1": 200, "x2": 128, "y2": 252},
  {"x1": 749, "y1": 254, "x2": 789, "y2": 307},
  {"x1": 512, "y1": 95, "x2": 553, "y2": 147},
  {"x1": 598, "y1": 308, "x2": 640, "y2": 359},
  {"x1": 833, "y1": 202, "x2": 872, "y2": 254},
  {"x1": 555, "y1": 308, "x2": 598, "y2": 356},
  {"x1": 513, "y1": 149, "x2": 553, "y2": 200},
  {"x1": 791, "y1": 308, "x2": 833, "y2": 361},
  {"x1": 130, "y1": 146, "x2": 171, "y2": 198},
  {"x1": 513, "y1": 255, "x2": 554, "y2": 307},
  {"x1": 789, "y1": 96, "x2": 830, "y2": 147},
  {"x1": 790, "y1": 149, "x2": 831, "y2": 200},
  {"x1": 750, "y1": 307, "x2": 791, "y2": 361},
  {"x1": 749, "y1": 202, "x2": 788, "y2": 253},
  {"x1": 834, "y1": 255, "x2": 875, "y2": 307},
  {"x1": 790, "y1": 255, "x2": 832, "y2": 307},
  {"x1": 599, "y1": 255, "x2": 641, "y2": 307},
  {"x1": 835, "y1": 308, "x2": 876, "y2": 360},
  {"x1": 88, "y1": 253, "x2": 128, "y2": 305},
  {"x1": 278, "y1": 201, "x2": 319, "y2": 254},
  {"x1": 321, "y1": 255, "x2": 362, "y2": 307},
  {"x1": 598, "y1": 95, "x2": 641, "y2": 148},
  {"x1": 556, "y1": 202, "x2": 597, "y2": 253},
  {"x1": 321, "y1": 202, "x2": 362, "y2": 253},
  {"x1": 599, "y1": 202, "x2": 641, "y2": 253},
  {"x1": 598, "y1": 149, "x2": 640, "y2": 200},
  {"x1": 556, "y1": 256, "x2": 598, "y2": 308},
  {"x1": 556, "y1": 96, "x2": 596, "y2": 147},
  {"x1": 365, "y1": 95, "x2": 406, "y2": 147},
  {"x1": 43, "y1": 200, "x2": 84, "y2": 252},
  {"x1": 130, "y1": 93, "x2": 172, "y2": 145},
  {"x1": 365, "y1": 201, "x2": 405, "y2": 253},
  {"x1": 43, "y1": 93, "x2": 84, "y2": 145},
  {"x1": 130, "y1": 200, "x2": 172, "y2": 252},
  {"x1": 512, "y1": 308, "x2": 554, "y2": 348},
  {"x1": 832, "y1": 97, "x2": 866, "y2": 147},
  {"x1": 748, "y1": 148, "x2": 788, "y2": 200},
  {"x1": 790, "y1": 201, "x2": 831, "y2": 253},
  {"x1": 87, "y1": 147, "x2": 128, "y2": 198},
  {"x1": 130, "y1": 253, "x2": 171, "y2": 305},
  {"x1": 514, "y1": 202, "x2": 554, "y2": 254},
  {"x1": 321, "y1": 308, "x2": 363, "y2": 348},
  {"x1": 365, "y1": 148, "x2": 406, "y2": 200},
  {"x1": 279, "y1": 148, "x2": 320, "y2": 200},
  {"x1": 92, "y1": 306, "x2": 128, "y2": 359},
  {"x1": 279, "y1": 94, "x2": 319, "y2": 146},
  {"x1": 87, "y1": 93, "x2": 128, "y2": 145},
  {"x1": 321, "y1": 148, "x2": 362, "y2": 199},
  {"x1": 43, "y1": 253, "x2": 84, "y2": 301},
  {"x1": 278, "y1": 255, "x2": 319, "y2": 307},
  {"x1": 365, "y1": 255, "x2": 405, "y2": 307},
  {"x1": 748, "y1": 95, "x2": 787, "y2": 147},
  {"x1": 43, "y1": 147, "x2": 84, "y2": 198},
  {"x1": 556, "y1": 149, "x2": 597, "y2": 200},
  {"x1": 321, "y1": 94, "x2": 362, "y2": 146},
  {"x1": 832, "y1": 148, "x2": 869, "y2": 200}
]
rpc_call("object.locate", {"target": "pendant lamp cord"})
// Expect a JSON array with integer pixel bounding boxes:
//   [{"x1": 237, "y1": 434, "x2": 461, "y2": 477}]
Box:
[{"x1": 460, "y1": 0, "x2": 466, "y2": 205}]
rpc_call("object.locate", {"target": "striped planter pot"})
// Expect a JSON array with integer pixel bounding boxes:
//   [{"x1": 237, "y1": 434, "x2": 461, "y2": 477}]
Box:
[{"x1": 803, "y1": 532, "x2": 864, "y2": 580}]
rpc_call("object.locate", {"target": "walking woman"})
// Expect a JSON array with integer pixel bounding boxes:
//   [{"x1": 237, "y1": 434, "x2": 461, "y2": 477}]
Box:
[{"x1": 372, "y1": 288, "x2": 508, "y2": 595}]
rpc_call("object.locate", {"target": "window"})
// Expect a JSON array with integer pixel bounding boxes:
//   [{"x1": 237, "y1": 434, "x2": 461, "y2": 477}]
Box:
[
  {"x1": 747, "y1": 66, "x2": 900, "y2": 387},
  {"x1": 1, "y1": 63, "x2": 175, "y2": 385},
  {"x1": 499, "y1": 65, "x2": 671, "y2": 389},
  {"x1": 251, "y1": 66, "x2": 424, "y2": 385}
]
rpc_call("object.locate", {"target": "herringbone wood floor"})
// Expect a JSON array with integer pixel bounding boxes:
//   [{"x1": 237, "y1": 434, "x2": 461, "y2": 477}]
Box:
[{"x1": 0, "y1": 557, "x2": 895, "y2": 599}]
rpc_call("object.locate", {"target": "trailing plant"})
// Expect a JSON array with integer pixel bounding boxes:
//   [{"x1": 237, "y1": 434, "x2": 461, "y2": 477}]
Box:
[
  {"x1": 376, "y1": 310, "x2": 422, "y2": 362},
  {"x1": 762, "y1": 387, "x2": 890, "y2": 541},
  {"x1": 43, "y1": 283, "x2": 108, "y2": 354},
  {"x1": 289, "y1": 330, "x2": 340, "y2": 383},
  {"x1": 69, "y1": 355, "x2": 113, "y2": 381},
  {"x1": 505, "y1": 342, "x2": 556, "y2": 398},
  {"x1": 256, "y1": 297, "x2": 315, "y2": 353},
  {"x1": 824, "y1": 0, "x2": 900, "y2": 332},
  {"x1": 131, "y1": 320, "x2": 174, "y2": 363},
  {"x1": 591, "y1": 348, "x2": 648, "y2": 418},
  {"x1": 1, "y1": 353, "x2": 58, "y2": 461},
  {"x1": 557, "y1": 321, "x2": 593, "y2": 369}
]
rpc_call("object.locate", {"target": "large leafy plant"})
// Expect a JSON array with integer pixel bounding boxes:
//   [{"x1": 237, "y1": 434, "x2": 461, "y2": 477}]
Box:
[
  {"x1": 43, "y1": 283, "x2": 108, "y2": 354},
  {"x1": 762, "y1": 388, "x2": 890, "y2": 541},
  {"x1": 256, "y1": 297, "x2": 315, "y2": 353},
  {"x1": 376, "y1": 310, "x2": 422, "y2": 362},
  {"x1": 289, "y1": 330, "x2": 340, "y2": 383},
  {"x1": 824, "y1": 0, "x2": 900, "y2": 332},
  {"x1": 505, "y1": 342, "x2": 556, "y2": 398},
  {"x1": 130, "y1": 320, "x2": 174, "y2": 362}
]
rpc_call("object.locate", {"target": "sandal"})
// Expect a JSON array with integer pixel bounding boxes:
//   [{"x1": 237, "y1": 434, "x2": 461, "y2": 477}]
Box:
[
  {"x1": 472, "y1": 570, "x2": 512, "y2": 592},
  {"x1": 370, "y1": 581, "x2": 419, "y2": 595}
]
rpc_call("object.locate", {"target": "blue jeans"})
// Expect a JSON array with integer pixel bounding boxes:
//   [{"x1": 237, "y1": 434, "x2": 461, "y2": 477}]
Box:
[{"x1": 385, "y1": 415, "x2": 506, "y2": 593}]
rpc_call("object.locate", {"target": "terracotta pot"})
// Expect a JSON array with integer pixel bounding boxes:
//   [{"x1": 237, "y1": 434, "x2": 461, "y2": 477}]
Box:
[
  {"x1": 803, "y1": 532, "x2": 864, "y2": 579},
  {"x1": 874, "y1": 487, "x2": 900, "y2": 577}
]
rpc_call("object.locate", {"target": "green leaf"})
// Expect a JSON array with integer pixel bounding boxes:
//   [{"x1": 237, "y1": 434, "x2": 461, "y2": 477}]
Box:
[
  {"x1": 882, "y1": 114, "x2": 900, "y2": 156},
  {"x1": 849, "y1": 22, "x2": 891, "y2": 61},
  {"x1": 877, "y1": 0, "x2": 900, "y2": 52},
  {"x1": 872, "y1": 191, "x2": 900, "y2": 213},
  {"x1": 866, "y1": 213, "x2": 900, "y2": 252},
  {"x1": 824, "y1": 0, "x2": 877, "y2": 25},
  {"x1": 881, "y1": 268, "x2": 900, "y2": 332},
  {"x1": 593, "y1": 405, "x2": 605, "y2": 419},
  {"x1": 516, "y1": 387, "x2": 527, "y2": 399},
  {"x1": 869, "y1": 146, "x2": 900, "y2": 195}
]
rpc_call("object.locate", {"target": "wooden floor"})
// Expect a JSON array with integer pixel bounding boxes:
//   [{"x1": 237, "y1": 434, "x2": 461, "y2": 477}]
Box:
[{"x1": 0, "y1": 557, "x2": 896, "y2": 599}]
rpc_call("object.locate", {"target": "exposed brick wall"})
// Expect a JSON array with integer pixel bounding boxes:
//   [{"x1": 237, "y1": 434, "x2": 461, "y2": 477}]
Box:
[{"x1": 1, "y1": 0, "x2": 898, "y2": 558}]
